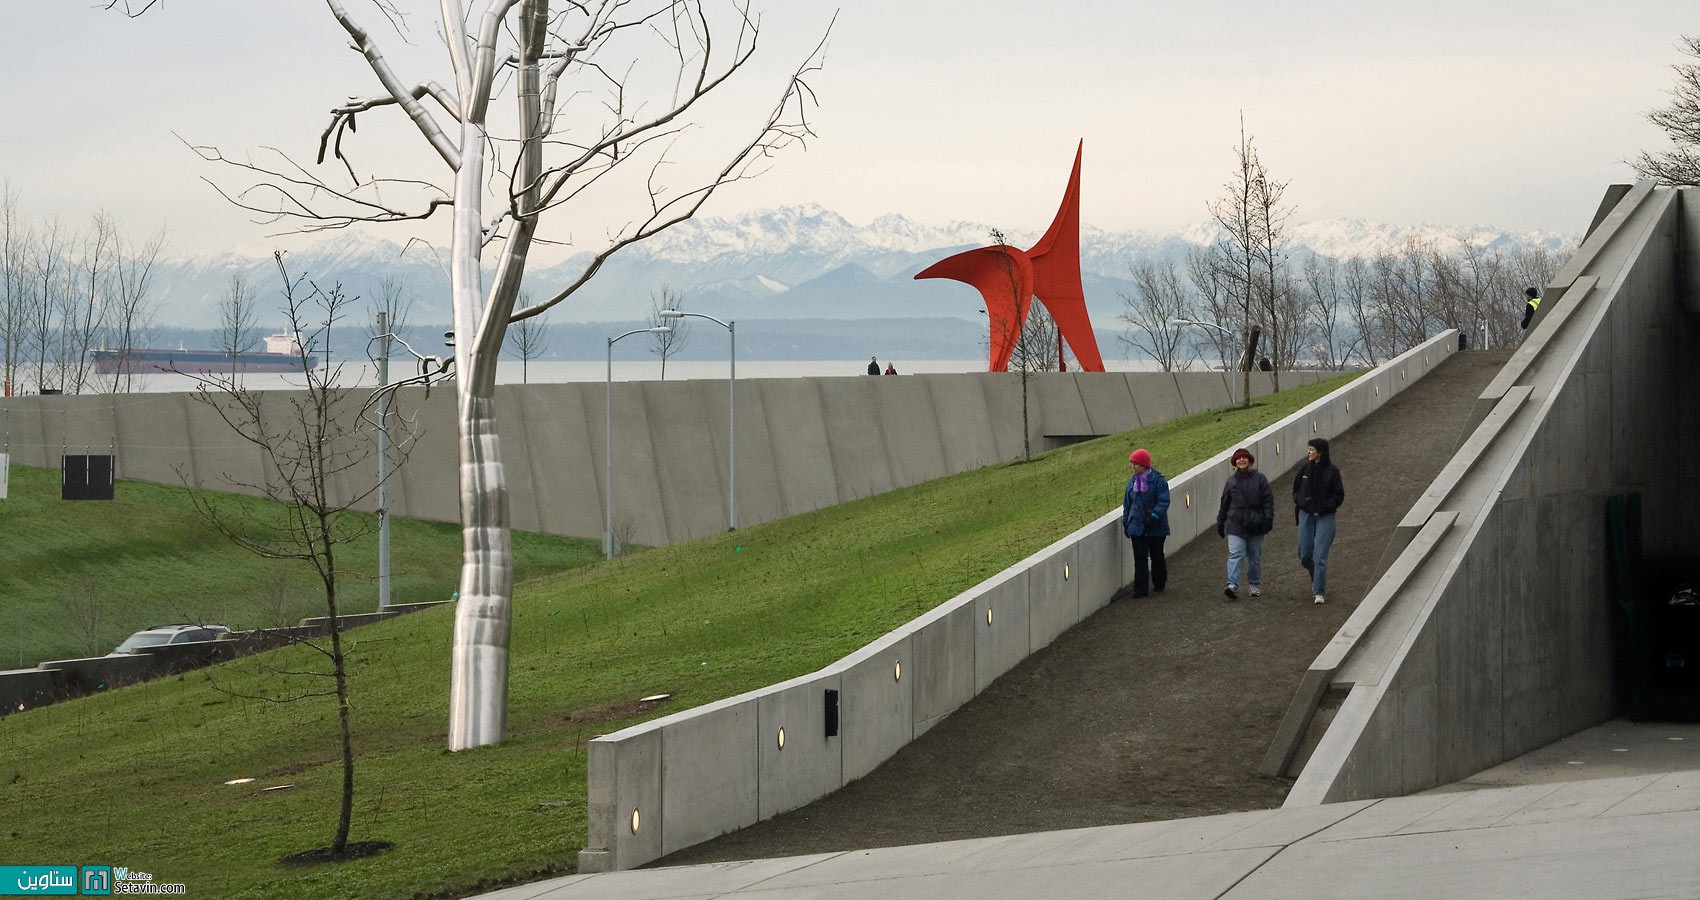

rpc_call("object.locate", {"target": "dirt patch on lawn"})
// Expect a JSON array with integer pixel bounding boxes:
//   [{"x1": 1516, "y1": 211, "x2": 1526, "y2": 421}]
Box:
[{"x1": 659, "y1": 350, "x2": 1511, "y2": 866}]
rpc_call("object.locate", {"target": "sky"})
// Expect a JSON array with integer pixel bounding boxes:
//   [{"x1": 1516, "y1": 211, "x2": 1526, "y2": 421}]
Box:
[{"x1": 1, "y1": 0, "x2": 1692, "y2": 259}]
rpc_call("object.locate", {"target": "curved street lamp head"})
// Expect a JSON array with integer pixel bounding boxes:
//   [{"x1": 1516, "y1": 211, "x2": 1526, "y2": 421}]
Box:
[{"x1": 659, "y1": 308, "x2": 732, "y2": 329}]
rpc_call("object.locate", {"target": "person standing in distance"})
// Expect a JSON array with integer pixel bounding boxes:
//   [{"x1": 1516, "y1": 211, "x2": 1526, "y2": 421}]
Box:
[
  {"x1": 1216, "y1": 447, "x2": 1274, "y2": 600},
  {"x1": 1292, "y1": 437, "x2": 1345, "y2": 604},
  {"x1": 1122, "y1": 448, "x2": 1171, "y2": 598},
  {"x1": 867, "y1": 356, "x2": 881, "y2": 376},
  {"x1": 1520, "y1": 286, "x2": 1542, "y2": 330}
]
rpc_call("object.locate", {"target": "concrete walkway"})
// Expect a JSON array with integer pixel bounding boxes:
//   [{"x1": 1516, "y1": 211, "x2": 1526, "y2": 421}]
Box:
[{"x1": 471, "y1": 721, "x2": 1700, "y2": 899}]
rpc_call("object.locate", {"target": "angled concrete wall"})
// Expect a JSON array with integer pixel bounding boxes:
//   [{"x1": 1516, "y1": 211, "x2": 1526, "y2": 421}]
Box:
[
  {"x1": 0, "y1": 370, "x2": 1332, "y2": 548},
  {"x1": 577, "y1": 332, "x2": 1455, "y2": 872},
  {"x1": 1287, "y1": 183, "x2": 1698, "y2": 807}
]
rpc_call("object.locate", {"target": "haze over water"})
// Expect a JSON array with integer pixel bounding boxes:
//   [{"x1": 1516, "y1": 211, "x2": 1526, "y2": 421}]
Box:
[{"x1": 95, "y1": 358, "x2": 1174, "y2": 394}]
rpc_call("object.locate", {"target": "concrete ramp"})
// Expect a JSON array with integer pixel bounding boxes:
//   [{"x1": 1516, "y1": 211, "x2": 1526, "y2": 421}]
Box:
[{"x1": 1284, "y1": 182, "x2": 1699, "y2": 805}]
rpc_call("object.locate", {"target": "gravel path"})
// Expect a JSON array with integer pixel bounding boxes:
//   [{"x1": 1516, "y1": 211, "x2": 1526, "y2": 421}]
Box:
[{"x1": 659, "y1": 351, "x2": 1512, "y2": 866}]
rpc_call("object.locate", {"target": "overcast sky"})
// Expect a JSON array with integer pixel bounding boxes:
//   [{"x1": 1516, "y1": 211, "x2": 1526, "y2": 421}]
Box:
[{"x1": 1, "y1": 1, "x2": 1690, "y2": 257}]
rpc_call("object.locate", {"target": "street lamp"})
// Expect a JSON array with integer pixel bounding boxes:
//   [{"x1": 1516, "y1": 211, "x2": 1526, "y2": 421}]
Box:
[
  {"x1": 376, "y1": 310, "x2": 392, "y2": 608},
  {"x1": 1169, "y1": 318, "x2": 1239, "y2": 408},
  {"x1": 658, "y1": 309, "x2": 737, "y2": 531},
  {"x1": 605, "y1": 326, "x2": 671, "y2": 559}
]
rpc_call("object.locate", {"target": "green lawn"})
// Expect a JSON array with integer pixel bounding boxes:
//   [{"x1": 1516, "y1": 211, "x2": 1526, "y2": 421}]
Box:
[
  {"x1": 0, "y1": 468, "x2": 601, "y2": 665},
  {"x1": 0, "y1": 374, "x2": 1353, "y2": 900}
]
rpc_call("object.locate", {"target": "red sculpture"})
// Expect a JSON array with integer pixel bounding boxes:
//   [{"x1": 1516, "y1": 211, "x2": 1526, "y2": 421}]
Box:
[{"x1": 914, "y1": 140, "x2": 1105, "y2": 372}]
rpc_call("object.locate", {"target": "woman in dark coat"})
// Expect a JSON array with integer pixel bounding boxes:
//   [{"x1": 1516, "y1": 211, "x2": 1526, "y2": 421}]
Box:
[
  {"x1": 1292, "y1": 437, "x2": 1346, "y2": 604},
  {"x1": 1121, "y1": 448, "x2": 1171, "y2": 598},
  {"x1": 1216, "y1": 447, "x2": 1274, "y2": 600}
]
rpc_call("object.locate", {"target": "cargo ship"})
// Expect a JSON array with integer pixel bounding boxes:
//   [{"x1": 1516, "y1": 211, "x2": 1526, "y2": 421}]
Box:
[{"x1": 89, "y1": 333, "x2": 320, "y2": 375}]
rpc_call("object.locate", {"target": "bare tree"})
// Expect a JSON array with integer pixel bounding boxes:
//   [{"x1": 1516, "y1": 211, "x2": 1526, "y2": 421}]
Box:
[
  {"x1": 1266, "y1": 263, "x2": 1311, "y2": 370},
  {"x1": 1250, "y1": 156, "x2": 1294, "y2": 384},
  {"x1": 365, "y1": 275, "x2": 414, "y2": 351},
  {"x1": 1185, "y1": 245, "x2": 1240, "y2": 369},
  {"x1": 58, "y1": 575, "x2": 106, "y2": 659},
  {"x1": 187, "y1": 252, "x2": 411, "y2": 860},
  {"x1": 0, "y1": 185, "x2": 31, "y2": 396},
  {"x1": 502, "y1": 292, "x2": 550, "y2": 384},
  {"x1": 1207, "y1": 114, "x2": 1263, "y2": 408},
  {"x1": 164, "y1": 1, "x2": 830, "y2": 750},
  {"x1": 61, "y1": 215, "x2": 115, "y2": 394},
  {"x1": 105, "y1": 225, "x2": 162, "y2": 394},
  {"x1": 217, "y1": 271, "x2": 261, "y2": 385},
  {"x1": 983, "y1": 229, "x2": 1047, "y2": 461},
  {"x1": 1633, "y1": 35, "x2": 1700, "y2": 184},
  {"x1": 647, "y1": 286, "x2": 691, "y2": 379},
  {"x1": 1117, "y1": 257, "x2": 1194, "y2": 371},
  {"x1": 1302, "y1": 256, "x2": 1349, "y2": 370},
  {"x1": 26, "y1": 219, "x2": 67, "y2": 395}
]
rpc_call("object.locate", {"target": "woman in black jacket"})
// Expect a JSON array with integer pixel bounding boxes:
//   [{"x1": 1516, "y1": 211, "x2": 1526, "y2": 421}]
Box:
[
  {"x1": 1216, "y1": 448, "x2": 1274, "y2": 600},
  {"x1": 1292, "y1": 437, "x2": 1345, "y2": 604}
]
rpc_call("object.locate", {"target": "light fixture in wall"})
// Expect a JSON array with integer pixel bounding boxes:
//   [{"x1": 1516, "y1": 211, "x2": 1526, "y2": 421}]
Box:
[
  {"x1": 777, "y1": 727, "x2": 786, "y2": 750},
  {"x1": 1275, "y1": 441, "x2": 1281, "y2": 455},
  {"x1": 1375, "y1": 385, "x2": 1381, "y2": 396},
  {"x1": 1311, "y1": 420, "x2": 1317, "y2": 433},
  {"x1": 1346, "y1": 400, "x2": 1352, "y2": 413},
  {"x1": 631, "y1": 809, "x2": 641, "y2": 834},
  {"x1": 894, "y1": 661, "x2": 902, "y2": 682},
  {"x1": 1063, "y1": 563, "x2": 1071, "y2": 581},
  {"x1": 986, "y1": 607, "x2": 994, "y2": 626}
]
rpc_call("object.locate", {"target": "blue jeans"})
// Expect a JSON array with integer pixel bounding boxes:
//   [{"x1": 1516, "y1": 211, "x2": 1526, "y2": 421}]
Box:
[
  {"x1": 1297, "y1": 511, "x2": 1337, "y2": 595},
  {"x1": 1226, "y1": 533, "x2": 1265, "y2": 588}
]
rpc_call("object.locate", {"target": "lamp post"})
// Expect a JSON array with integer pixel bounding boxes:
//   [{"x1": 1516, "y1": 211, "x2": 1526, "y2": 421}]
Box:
[
  {"x1": 376, "y1": 310, "x2": 392, "y2": 608},
  {"x1": 605, "y1": 326, "x2": 671, "y2": 559},
  {"x1": 658, "y1": 309, "x2": 736, "y2": 531},
  {"x1": 1169, "y1": 318, "x2": 1239, "y2": 408}
]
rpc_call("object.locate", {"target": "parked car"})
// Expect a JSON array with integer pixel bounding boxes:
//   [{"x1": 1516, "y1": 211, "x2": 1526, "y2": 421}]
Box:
[{"x1": 107, "y1": 624, "x2": 232, "y2": 657}]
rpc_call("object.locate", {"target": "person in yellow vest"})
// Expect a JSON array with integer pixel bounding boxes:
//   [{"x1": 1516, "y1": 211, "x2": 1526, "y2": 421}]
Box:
[{"x1": 1520, "y1": 286, "x2": 1542, "y2": 330}]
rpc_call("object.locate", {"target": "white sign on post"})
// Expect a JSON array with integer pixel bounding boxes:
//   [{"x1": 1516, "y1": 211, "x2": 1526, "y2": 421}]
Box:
[{"x1": 0, "y1": 452, "x2": 8, "y2": 499}]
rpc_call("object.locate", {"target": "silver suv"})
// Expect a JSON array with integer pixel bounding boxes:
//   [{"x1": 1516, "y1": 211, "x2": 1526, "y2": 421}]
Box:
[{"x1": 107, "y1": 624, "x2": 231, "y2": 656}]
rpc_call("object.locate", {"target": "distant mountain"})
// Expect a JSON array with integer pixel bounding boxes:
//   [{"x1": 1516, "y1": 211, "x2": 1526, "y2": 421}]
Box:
[{"x1": 145, "y1": 204, "x2": 1579, "y2": 329}]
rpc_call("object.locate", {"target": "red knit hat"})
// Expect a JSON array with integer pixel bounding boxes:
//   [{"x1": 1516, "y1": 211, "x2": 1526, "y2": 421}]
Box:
[
  {"x1": 1129, "y1": 448, "x2": 1152, "y2": 468},
  {"x1": 1230, "y1": 448, "x2": 1255, "y2": 466}
]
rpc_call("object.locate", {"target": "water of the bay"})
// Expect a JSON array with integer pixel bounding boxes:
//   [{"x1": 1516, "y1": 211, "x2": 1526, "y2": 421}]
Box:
[{"x1": 94, "y1": 358, "x2": 1173, "y2": 394}]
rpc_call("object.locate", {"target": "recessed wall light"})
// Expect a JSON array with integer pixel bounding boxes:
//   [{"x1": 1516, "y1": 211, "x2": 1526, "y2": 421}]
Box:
[
  {"x1": 777, "y1": 727, "x2": 786, "y2": 750},
  {"x1": 631, "y1": 809, "x2": 641, "y2": 834},
  {"x1": 894, "y1": 661, "x2": 902, "y2": 682}
]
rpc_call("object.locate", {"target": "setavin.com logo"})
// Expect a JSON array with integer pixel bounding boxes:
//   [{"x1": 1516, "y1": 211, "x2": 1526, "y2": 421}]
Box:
[{"x1": 0, "y1": 865, "x2": 185, "y2": 895}]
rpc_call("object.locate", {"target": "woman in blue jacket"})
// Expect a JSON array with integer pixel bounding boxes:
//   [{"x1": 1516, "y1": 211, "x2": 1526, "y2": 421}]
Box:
[{"x1": 1122, "y1": 448, "x2": 1171, "y2": 598}]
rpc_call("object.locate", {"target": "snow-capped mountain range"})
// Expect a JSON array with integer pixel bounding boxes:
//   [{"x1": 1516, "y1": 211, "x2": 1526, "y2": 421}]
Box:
[{"x1": 150, "y1": 204, "x2": 1578, "y2": 327}]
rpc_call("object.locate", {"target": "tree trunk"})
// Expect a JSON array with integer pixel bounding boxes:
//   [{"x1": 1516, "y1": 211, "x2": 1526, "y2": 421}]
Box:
[
  {"x1": 447, "y1": 385, "x2": 513, "y2": 750},
  {"x1": 328, "y1": 571, "x2": 354, "y2": 855}
]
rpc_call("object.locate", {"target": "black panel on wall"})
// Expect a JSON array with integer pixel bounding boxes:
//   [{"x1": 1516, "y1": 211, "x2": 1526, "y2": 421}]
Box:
[{"x1": 62, "y1": 455, "x2": 115, "y2": 501}]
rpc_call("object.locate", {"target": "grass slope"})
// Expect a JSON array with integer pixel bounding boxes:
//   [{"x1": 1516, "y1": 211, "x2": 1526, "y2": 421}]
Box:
[
  {"x1": 0, "y1": 467, "x2": 601, "y2": 665},
  {"x1": 1, "y1": 374, "x2": 1352, "y2": 900}
]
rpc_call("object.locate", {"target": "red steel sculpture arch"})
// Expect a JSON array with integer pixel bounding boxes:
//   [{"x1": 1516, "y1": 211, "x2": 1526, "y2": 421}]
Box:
[{"x1": 914, "y1": 140, "x2": 1105, "y2": 372}]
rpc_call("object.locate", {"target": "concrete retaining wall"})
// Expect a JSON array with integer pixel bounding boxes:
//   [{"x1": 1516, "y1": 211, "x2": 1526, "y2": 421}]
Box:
[
  {"x1": 0, "y1": 371, "x2": 1332, "y2": 548},
  {"x1": 0, "y1": 602, "x2": 447, "y2": 716},
  {"x1": 1285, "y1": 183, "x2": 1699, "y2": 805},
  {"x1": 576, "y1": 332, "x2": 1458, "y2": 872}
]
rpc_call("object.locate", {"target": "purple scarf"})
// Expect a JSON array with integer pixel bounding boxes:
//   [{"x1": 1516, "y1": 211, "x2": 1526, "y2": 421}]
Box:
[{"x1": 1131, "y1": 472, "x2": 1150, "y2": 493}]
